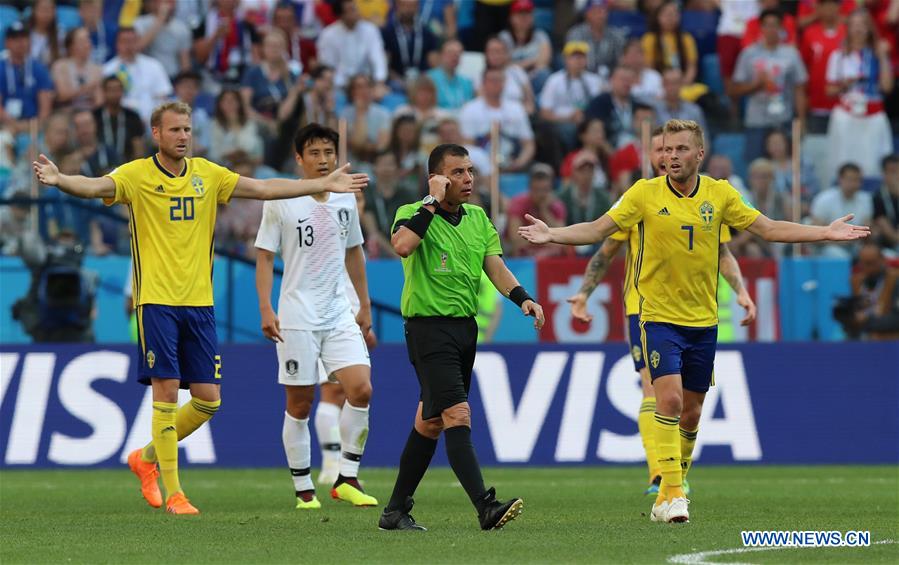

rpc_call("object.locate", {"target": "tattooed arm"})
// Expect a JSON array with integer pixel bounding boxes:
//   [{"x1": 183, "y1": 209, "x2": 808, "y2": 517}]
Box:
[{"x1": 567, "y1": 238, "x2": 626, "y2": 323}]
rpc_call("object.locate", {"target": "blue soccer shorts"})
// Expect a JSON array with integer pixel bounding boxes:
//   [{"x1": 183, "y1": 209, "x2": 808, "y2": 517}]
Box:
[
  {"x1": 639, "y1": 320, "x2": 717, "y2": 393},
  {"x1": 136, "y1": 304, "x2": 221, "y2": 388}
]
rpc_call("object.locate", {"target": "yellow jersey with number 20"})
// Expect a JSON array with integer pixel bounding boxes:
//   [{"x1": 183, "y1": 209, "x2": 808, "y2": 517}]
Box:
[
  {"x1": 105, "y1": 155, "x2": 239, "y2": 307},
  {"x1": 607, "y1": 175, "x2": 759, "y2": 326}
]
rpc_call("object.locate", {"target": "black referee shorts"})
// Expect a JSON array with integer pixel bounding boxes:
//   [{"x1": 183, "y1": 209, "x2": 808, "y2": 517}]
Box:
[{"x1": 404, "y1": 316, "x2": 478, "y2": 420}]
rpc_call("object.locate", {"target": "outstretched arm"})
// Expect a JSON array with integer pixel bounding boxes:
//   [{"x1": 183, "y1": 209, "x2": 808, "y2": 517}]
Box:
[
  {"x1": 518, "y1": 213, "x2": 621, "y2": 246},
  {"x1": 746, "y1": 213, "x2": 870, "y2": 243},
  {"x1": 232, "y1": 163, "x2": 369, "y2": 200},
  {"x1": 33, "y1": 154, "x2": 115, "y2": 199},
  {"x1": 719, "y1": 243, "x2": 757, "y2": 326},
  {"x1": 483, "y1": 254, "x2": 544, "y2": 330},
  {"x1": 567, "y1": 237, "x2": 625, "y2": 323}
]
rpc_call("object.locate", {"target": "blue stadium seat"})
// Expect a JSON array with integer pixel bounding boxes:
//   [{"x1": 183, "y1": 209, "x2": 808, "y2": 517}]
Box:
[
  {"x1": 0, "y1": 5, "x2": 21, "y2": 43},
  {"x1": 681, "y1": 10, "x2": 719, "y2": 58},
  {"x1": 861, "y1": 177, "x2": 881, "y2": 192},
  {"x1": 701, "y1": 54, "x2": 724, "y2": 96},
  {"x1": 500, "y1": 173, "x2": 529, "y2": 197},
  {"x1": 712, "y1": 133, "x2": 747, "y2": 179},
  {"x1": 608, "y1": 10, "x2": 647, "y2": 39},
  {"x1": 56, "y1": 6, "x2": 83, "y2": 33},
  {"x1": 534, "y1": 8, "x2": 554, "y2": 35}
]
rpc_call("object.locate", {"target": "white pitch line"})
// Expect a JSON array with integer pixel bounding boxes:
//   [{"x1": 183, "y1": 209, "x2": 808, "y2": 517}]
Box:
[{"x1": 668, "y1": 539, "x2": 897, "y2": 565}]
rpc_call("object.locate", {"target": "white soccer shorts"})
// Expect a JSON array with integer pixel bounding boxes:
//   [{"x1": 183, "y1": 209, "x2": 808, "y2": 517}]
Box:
[{"x1": 277, "y1": 322, "x2": 370, "y2": 386}]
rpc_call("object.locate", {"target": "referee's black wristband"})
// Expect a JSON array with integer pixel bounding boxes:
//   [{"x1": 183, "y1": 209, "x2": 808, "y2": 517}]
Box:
[
  {"x1": 508, "y1": 286, "x2": 534, "y2": 307},
  {"x1": 404, "y1": 206, "x2": 434, "y2": 239}
]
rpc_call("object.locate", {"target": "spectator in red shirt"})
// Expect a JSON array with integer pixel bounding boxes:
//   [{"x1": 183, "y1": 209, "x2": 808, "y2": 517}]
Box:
[
  {"x1": 505, "y1": 163, "x2": 569, "y2": 257},
  {"x1": 797, "y1": 0, "x2": 857, "y2": 30},
  {"x1": 800, "y1": 0, "x2": 847, "y2": 132},
  {"x1": 743, "y1": 0, "x2": 797, "y2": 48}
]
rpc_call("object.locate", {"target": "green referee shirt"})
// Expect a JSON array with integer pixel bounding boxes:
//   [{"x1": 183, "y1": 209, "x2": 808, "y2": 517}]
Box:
[{"x1": 393, "y1": 203, "x2": 503, "y2": 318}]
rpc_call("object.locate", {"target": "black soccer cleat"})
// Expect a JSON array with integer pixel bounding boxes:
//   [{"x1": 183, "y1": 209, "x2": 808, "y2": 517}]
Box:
[
  {"x1": 378, "y1": 497, "x2": 427, "y2": 531},
  {"x1": 477, "y1": 487, "x2": 524, "y2": 531}
]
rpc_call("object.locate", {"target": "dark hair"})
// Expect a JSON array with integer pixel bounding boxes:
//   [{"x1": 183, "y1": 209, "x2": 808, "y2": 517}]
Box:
[
  {"x1": 428, "y1": 144, "x2": 469, "y2": 174},
  {"x1": 373, "y1": 148, "x2": 396, "y2": 163},
  {"x1": 838, "y1": 162, "x2": 862, "y2": 177},
  {"x1": 345, "y1": 74, "x2": 371, "y2": 103},
  {"x1": 882, "y1": 154, "x2": 899, "y2": 170},
  {"x1": 389, "y1": 115, "x2": 420, "y2": 158},
  {"x1": 64, "y1": 27, "x2": 86, "y2": 52},
  {"x1": 758, "y1": 8, "x2": 783, "y2": 24},
  {"x1": 214, "y1": 88, "x2": 247, "y2": 127},
  {"x1": 763, "y1": 129, "x2": 791, "y2": 158},
  {"x1": 651, "y1": 125, "x2": 665, "y2": 137},
  {"x1": 29, "y1": 0, "x2": 60, "y2": 60},
  {"x1": 633, "y1": 102, "x2": 655, "y2": 114},
  {"x1": 173, "y1": 70, "x2": 202, "y2": 86},
  {"x1": 102, "y1": 75, "x2": 124, "y2": 88},
  {"x1": 648, "y1": 0, "x2": 688, "y2": 74},
  {"x1": 310, "y1": 65, "x2": 333, "y2": 80},
  {"x1": 116, "y1": 26, "x2": 137, "y2": 38},
  {"x1": 576, "y1": 118, "x2": 611, "y2": 173},
  {"x1": 293, "y1": 123, "x2": 339, "y2": 155}
]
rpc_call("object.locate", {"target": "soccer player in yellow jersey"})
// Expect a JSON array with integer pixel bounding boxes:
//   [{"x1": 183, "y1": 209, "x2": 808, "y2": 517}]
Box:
[
  {"x1": 567, "y1": 127, "x2": 757, "y2": 496},
  {"x1": 520, "y1": 119, "x2": 869, "y2": 524},
  {"x1": 33, "y1": 101, "x2": 368, "y2": 515}
]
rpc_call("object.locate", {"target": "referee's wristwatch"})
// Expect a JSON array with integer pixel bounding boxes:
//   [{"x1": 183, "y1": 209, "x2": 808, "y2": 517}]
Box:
[{"x1": 422, "y1": 194, "x2": 439, "y2": 207}]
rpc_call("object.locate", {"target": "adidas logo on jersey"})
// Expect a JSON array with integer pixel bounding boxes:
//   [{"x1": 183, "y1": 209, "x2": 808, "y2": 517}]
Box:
[
  {"x1": 658, "y1": 207, "x2": 670, "y2": 216},
  {"x1": 155, "y1": 185, "x2": 165, "y2": 193}
]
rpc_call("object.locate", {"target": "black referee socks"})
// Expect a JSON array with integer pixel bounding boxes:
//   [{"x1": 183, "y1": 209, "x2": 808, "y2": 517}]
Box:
[
  {"x1": 386, "y1": 429, "x2": 438, "y2": 511},
  {"x1": 444, "y1": 425, "x2": 487, "y2": 507}
]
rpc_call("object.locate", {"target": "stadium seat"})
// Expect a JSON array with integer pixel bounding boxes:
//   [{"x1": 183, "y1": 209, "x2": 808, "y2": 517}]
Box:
[
  {"x1": 712, "y1": 133, "x2": 747, "y2": 179},
  {"x1": 500, "y1": 173, "x2": 529, "y2": 197},
  {"x1": 56, "y1": 6, "x2": 83, "y2": 33},
  {"x1": 458, "y1": 51, "x2": 486, "y2": 85},
  {"x1": 534, "y1": 8, "x2": 554, "y2": 35},
  {"x1": 681, "y1": 10, "x2": 719, "y2": 58},
  {"x1": 701, "y1": 54, "x2": 724, "y2": 96},
  {"x1": 861, "y1": 177, "x2": 881, "y2": 192},
  {"x1": 608, "y1": 10, "x2": 647, "y2": 39},
  {"x1": 0, "y1": 5, "x2": 21, "y2": 43}
]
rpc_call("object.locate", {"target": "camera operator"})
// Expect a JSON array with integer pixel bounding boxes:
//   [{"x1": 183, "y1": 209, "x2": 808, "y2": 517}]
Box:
[
  {"x1": 834, "y1": 243, "x2": 899, "y2": 339},
  {"x1": 12, "y1": 227, "x2": 97, "y2": 342}
]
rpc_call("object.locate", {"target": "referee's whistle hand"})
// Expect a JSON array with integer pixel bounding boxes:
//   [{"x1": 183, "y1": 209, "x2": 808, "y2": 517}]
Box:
[{"x1": 522, "y1": 300, "x2": 545, "y2": 330}]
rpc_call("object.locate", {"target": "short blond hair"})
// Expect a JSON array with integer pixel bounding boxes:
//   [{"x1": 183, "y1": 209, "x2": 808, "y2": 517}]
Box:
[
  {"x1": 150, "y1": 101, "x2": 192, "y2": 129},
  {"x1": 663, "y1": 119, "x2": 704, "y2": 149}
]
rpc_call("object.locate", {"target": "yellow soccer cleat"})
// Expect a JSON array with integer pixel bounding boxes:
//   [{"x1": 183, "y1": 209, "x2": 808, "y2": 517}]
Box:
[
  {"x1": 127, "y1": 449, "x2": 162, "y2": 508},
  {"x1": 331, "y1": 478, "x2": 378, "y2": 507},
  {"x1": 166, "y1": 492, "x2": 200, "y2": 515},
  {"x1": 295, "y1": 495, "x2": 322, "y2": 510}
]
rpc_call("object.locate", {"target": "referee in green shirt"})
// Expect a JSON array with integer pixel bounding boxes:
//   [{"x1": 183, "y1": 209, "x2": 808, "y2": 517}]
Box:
[{"x1": 378, "y1": 144, "x2": 545, "y2": 532}]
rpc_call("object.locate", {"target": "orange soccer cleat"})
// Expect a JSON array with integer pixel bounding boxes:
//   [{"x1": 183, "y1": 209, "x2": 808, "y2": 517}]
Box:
[
  {"x1": 127, "y1": 449, "x2": 162, "y2": 508},
  {"x1": 165, "y1": 492, "x2": 200, "y2": 515}
]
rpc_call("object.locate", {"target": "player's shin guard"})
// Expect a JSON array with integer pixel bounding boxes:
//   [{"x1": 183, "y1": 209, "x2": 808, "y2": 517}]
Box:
[
  {"x1": 444, "y1": 426, "x2": 488, "y2": 508},
  {"x1": 654, "y1": 412, "x2": 683, "y2": 503},
  {"x1": 283, "y1": 412, "x2": 314, "y2": 493},
  {"x1": 315, "y1": 402, "x2": 342, "y2": 470},
  {"x1": 680, "y1": 426, "x2": 698, "y2": 483},
  {"x1": 639, "y1": 397, "x2": 659, "y2": 480},
  {"x1": 152, "y1": 401, "x2": 181, "y2": 497},
  {"x1": 387, "y1": 429, "x2": 438, "y2": 511},
  {"x1": 141, "y1": 398, "x2": 221, "y2": 463},
  {"x1": 338, "y1": 401, "x2": 369, "y2": 477}
]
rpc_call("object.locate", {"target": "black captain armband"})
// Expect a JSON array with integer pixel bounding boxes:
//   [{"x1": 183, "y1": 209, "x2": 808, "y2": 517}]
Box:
[
  {"x1": 508, "y1": 286, "x2": 534, "y2": 307},
  {"x1": 404, "y1": 206, "x2": 434, "y2": 239}
]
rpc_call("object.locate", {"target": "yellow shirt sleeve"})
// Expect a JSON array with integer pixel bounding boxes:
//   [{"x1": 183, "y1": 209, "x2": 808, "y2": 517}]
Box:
[
  {"x1": 197, "y1": 159, "x2": 239, "y2": 204},
  {"x1": 722, "y1": 183, "x2": 761, "y2": 231},
  {"x1": 609, "y1": 229, "x2": 629, "y2": 241},
  {"x1": 103, "y1": 160, "x2": 141, "y2": 206},
  {"x1": 720, "y1": 225, "x2": 732, "y2": 243},
  {"x1": 607, "y1": 181, "x2": 646, "y2": 231}
]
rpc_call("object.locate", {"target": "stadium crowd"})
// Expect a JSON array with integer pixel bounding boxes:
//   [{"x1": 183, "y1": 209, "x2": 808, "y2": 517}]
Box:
[{"x1": 0, "y1": 0, "x2": 897, "y2": 266}]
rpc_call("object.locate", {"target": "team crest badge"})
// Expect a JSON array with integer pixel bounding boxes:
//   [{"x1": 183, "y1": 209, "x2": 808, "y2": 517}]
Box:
[
  {"x1": 699, "y1": 201, "x2": 714, "y2": 231},
  {"x1": 650, "y1": 350, "x2": 660, "y2": 369},
  {"x1": 435, "y1": 251, "x2": 450, "y2": 272},
  {"x1": 631, "y1": 345, "x2": 642, "y2": 363},
  {"x1": 285, "y1": 359, "x2": 298, "y2": 376},
  {"x1": 191, "y1": 174, "x2": 205, "y2": 196},
  {"x1": 338, "y1": 208, "x2": 350, "y2": 238},
  {"x1": 146, "y1": 350, "x2": 156, "y2": 369}
]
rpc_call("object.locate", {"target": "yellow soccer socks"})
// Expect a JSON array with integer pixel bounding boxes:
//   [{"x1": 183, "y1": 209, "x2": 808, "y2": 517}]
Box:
[
  {"x1": 152, "y1": 401, "x2": 180, "y2": 497},
  {"x1": 141, "y1": 398, "x2": 221, "y2": 463},
  {"x1": 638, "y1": 397, "x2": 660, "y2": 481},
  {"x1": 680, "y1": 426, "x2": 698, "y2": 483},
  {"x1": 654, "y1": 412, "x2": 683, "y2": 503}
]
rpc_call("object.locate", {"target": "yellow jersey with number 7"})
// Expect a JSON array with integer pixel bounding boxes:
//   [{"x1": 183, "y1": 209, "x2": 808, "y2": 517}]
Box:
[
  {"x1": 607, "y1": 175, "x2": 759, "y2": 326},
  {"x1": 104, "y1": 155, "x2": 239, "y2": 307}
]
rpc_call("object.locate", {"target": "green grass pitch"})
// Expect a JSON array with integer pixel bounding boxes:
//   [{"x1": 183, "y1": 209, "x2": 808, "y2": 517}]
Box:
[{"x1": 2, "y1": 466, "x2": 897, "y2": 564}]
